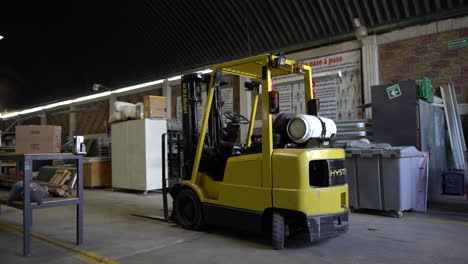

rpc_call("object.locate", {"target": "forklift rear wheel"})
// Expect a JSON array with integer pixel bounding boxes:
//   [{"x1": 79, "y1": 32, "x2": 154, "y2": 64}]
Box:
[
  {"x1": 174, "y1": 189, "x2": 204, "y2": 230},
  {"x1": 272, "y1": 211, "x2": 285, "y2": 250}
]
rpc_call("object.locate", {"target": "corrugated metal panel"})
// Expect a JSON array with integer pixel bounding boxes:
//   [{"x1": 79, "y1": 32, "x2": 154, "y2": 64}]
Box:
[{"x1": 0, "y1": 0, "x2": 467, "y2": 109}]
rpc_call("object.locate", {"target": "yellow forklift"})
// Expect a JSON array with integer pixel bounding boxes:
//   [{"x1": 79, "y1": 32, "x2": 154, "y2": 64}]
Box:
[{"x1": 161, "y1": 54, "x2": 348, "y2": 249}]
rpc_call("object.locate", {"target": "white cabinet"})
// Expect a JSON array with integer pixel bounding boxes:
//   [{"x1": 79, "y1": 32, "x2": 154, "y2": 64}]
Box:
[{"x1": 111, "y1": 119, "x2": 167, "y2": 192}]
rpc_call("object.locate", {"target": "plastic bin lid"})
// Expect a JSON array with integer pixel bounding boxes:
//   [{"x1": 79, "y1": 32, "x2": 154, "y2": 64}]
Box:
[
  {"x1": 345, "y1": 148, "x2": 384, "y2": 157},
  {"x1": 346, "y1": 146, "x2": 423, "y2": 158},
  {"x1": 382, "y1": 146, "x2": 423, "y2": 158}
]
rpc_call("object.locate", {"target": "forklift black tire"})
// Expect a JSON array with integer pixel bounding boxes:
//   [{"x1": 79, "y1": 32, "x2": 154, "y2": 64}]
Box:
[
  {"x1": 272, "y1": 211, "x2": 285, "y2": 250},
  {"x1": 174, "y1": 188, "x2": 204, "y2": 230}
]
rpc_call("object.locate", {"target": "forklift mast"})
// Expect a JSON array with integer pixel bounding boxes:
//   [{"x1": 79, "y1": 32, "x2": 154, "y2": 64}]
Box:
[
  {"x1": 181, "y1": 72, "x2": 225, "y2": 179},
  {"x1": 181, "y1": 73, "x2": 204, "y2": 179}
]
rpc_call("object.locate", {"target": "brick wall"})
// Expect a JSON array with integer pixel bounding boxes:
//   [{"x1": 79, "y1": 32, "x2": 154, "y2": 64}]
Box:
[
  {"x1": 20, "y1": 116, "x2": 41, "y2": 125},
  {"x1": 1, "y1": 119, "x2": 15, "y2": 132},
  {"x1": 76, "y1": 100, "x2": 109, "y2": 134},
  {"x1": 46, "y1": 107, "x2": 70, "y2": 136},
  {"x1": 379, "y1": 28, "x2": 468, "y2": 103}
]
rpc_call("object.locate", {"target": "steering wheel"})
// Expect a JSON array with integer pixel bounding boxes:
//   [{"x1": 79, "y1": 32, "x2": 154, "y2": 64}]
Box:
[{"x1": 223, "y1": 111, "x2": 250, "y2": 124}]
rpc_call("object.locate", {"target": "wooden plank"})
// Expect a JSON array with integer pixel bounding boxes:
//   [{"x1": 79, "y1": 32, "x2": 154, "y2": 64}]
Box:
[
  {"x1": 50, "y1": 169, "x2": 69, "y2": 184},
  {"x1": 58, "y1": 170, "x2": 71, "y2": 185},
  {"x1": 48, "y1": 170, "x2": 63, "y2": 184},
  {"x1": 48, "y1": 175, "x2": 58, "y2": 185}
]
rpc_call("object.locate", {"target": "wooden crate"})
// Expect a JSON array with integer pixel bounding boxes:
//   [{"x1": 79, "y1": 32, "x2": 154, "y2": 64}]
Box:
[{"x1": 83, "y1": 161, "x2": 112, "y2": 187}]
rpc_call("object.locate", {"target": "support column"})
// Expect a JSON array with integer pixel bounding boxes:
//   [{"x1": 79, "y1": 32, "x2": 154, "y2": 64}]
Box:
[
  {"x1": 23, "y1": 157, "x2": 32, "y2": 256},
  {"x1": 361, "y1": 35, "x2": 380, "y2": 119},
  {"x1": 239, "y1": 76, "x2": 252, "y2": 144},
  {"x1": 40, "y1": 110, "x2": 47, "y2": 125},
  {"x1": 107, "y1": 94, "x2": 116, "y2": 136},
  {"x1": 163, "y1": 80, "x2": 172, "y2": 120},
  {"x1": 69, "y1": 105, "x2": 77, "y2": 140},
  {"x1": 109, "y1": 94, "x2": 117, "y2": 117}
]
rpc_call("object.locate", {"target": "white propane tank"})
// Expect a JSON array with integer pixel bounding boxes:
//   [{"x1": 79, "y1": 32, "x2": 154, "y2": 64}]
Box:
[{"x1": 286, "y1": 114, "x2": 337, "y2": 144}]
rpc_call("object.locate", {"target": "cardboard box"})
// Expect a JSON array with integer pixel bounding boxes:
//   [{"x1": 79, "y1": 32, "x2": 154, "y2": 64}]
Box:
[
  {"x1": 84, "y1": 161, "x2": 112, "y2": 187},
  {"x1": 15, "y1": 125, "x2": 61, "y2": 153},
  {"x1": 144, "y1": 95, "x2": 166, "y2": 118}
]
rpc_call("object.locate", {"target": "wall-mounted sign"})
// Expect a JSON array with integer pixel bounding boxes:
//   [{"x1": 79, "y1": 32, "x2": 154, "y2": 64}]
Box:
[
  {"x1": 221, "y1": 87, "x2": 233, "y2": 124},
  {"x1": 448, "y1": 38, "x2": 468, "y2": 49},
  {"x1": 386, "y1": 84, "x2": 402, "y2": 99},
  {"x1": 273, "y1": 50, "x2": 362, "y2": 121}
]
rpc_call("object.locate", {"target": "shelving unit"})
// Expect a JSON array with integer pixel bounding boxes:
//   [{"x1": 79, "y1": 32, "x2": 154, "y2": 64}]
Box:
[{"x1": 0, "y1": 153, "x2": 83, "y2": 257}]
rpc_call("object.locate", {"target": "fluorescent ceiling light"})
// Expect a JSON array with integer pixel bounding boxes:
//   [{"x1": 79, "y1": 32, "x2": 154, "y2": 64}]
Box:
[
  {"x1": 19, "y1": 106, "x2": 45, "y2": 115},
  {"x1": 168, "y1": 75, "x2": 182, "y2": 81},
  {"x1": 198, "y1": 69, "x2": 212, "y2": 74},
  {"x1": 43, "y1": 100, "x2": 73, "y2": 109},
  {"x1": 72, "y1": 91, "x2": 111, "y2": 103},
  {"x1": 113, "y1": 79, "x2": 164, "y2": 94},
  {"x1": 2, "y1": 112, "x2": 19, "y2": 118}
]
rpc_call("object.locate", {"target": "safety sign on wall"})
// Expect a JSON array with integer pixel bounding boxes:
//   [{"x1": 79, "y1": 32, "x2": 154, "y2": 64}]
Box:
[
  {"x1": 221, "y1": 87, "x2": 233, "y2": 124},
  {"x1": 274, "y1": 50, "x2": 362, "y2": 121}
]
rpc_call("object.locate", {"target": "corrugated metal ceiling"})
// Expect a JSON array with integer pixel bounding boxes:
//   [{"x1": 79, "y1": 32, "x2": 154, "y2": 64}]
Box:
[{"x1": 0, "y1": 0, "x2": 467, "y2": 110}]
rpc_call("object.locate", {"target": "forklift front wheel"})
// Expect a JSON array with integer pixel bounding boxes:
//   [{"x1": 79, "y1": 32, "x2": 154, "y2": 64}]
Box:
[
  {"x1": 272, "y1": 211, "x2": 285, "y2": 250},
  {"x1": 174, "y1": 188, "x2": 204, "y2": 230}
]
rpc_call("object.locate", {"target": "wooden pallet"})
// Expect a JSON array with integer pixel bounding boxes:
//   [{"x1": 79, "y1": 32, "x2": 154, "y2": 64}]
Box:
[
  {"x1": 49, "y1": 169, "x2": 71, "y2": 185},
  {"x1": 0, "y1": 175, "x2": 72, "y2": 198}
]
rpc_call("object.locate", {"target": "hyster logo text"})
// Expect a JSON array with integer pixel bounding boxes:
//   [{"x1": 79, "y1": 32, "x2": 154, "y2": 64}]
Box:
[{"x1": 330, "y1": 168, "x2": 346, "y2": 176}]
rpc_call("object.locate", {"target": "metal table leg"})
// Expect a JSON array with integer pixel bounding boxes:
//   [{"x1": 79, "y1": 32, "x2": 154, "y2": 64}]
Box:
[
  {"x1": 76, "y1": 156, "x2": 83, "y2": 245},
  {"x1": 16, "y1": 160, "x2": 20, "y2": 179},
  {"x1": 23, "y1": 158, "x2": 32, "y2": 257}
]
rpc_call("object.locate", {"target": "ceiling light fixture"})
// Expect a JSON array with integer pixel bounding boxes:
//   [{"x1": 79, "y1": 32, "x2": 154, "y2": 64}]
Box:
[
  {"x1": 353, "y1": 18, "x2": 368, "y2": 40},
  {"x1": 198, "y1": 69, "x2": 212, "y2": 74},
  {"x1": 72, "y1": 91, "x2": 112, "y2": 103},
  {"x1": 113, "y1": 79, "x2": 164, "y2": 94},
  {"x1": 43, "y1": 100, "x2": 73, "y2": 109},
  {"x1": 19, "y1": 106, "x2": 46, "y2": 115},
  {"x1": 168, "y1": 75, "x2": 182, "y2": 81},
  {"x1": 92, "y1": 83, "x2": 110, "y2": 92},
  {"x1": 1, "y1": 112, "x2": 19, "y2": 118},
  {"x1": 0, "y1": 35, "x2": 4, "y2": 40}
]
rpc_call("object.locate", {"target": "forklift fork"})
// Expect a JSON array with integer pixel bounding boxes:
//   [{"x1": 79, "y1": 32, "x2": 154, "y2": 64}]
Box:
[{"x1": 131, "y1": 132, "x2": 174, "y2": 222}]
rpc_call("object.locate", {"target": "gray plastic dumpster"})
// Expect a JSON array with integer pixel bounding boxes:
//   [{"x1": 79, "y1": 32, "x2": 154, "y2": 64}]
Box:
[{"x1": 345, "y1": 147, "x2": 425, "y2": 216}]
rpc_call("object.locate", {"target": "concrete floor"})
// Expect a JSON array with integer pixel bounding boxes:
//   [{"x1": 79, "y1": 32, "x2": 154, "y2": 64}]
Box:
[{"x1": 1, "y1": 189, "x2": 468, "y2": 264}]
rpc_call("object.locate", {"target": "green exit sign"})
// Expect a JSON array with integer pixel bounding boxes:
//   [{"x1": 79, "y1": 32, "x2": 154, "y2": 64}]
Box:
[
  {"x1": 387, "y1": 84, "x2": 402, "y2": 100},
  {"x1": 449, "y1": 38, "x2": 468, "y2": 49}
]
